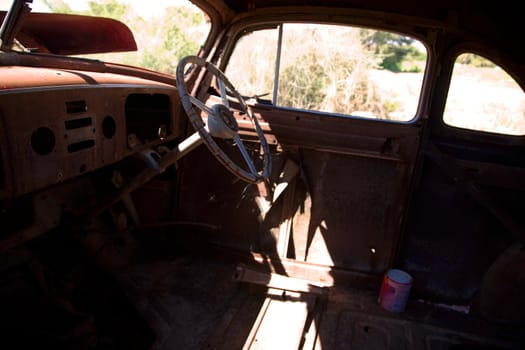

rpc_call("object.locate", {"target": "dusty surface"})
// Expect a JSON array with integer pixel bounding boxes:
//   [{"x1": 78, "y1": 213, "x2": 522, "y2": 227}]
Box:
[{"x1": 113, "y1": 240, "x2": 525, "y2": 350}]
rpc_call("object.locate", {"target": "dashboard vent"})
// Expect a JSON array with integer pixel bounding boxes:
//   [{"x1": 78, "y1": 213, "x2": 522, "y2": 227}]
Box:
[
  {"x1": 64, "y1": 117, "x2": 92, "y2": 130},
  {"x1": 66, "y1": 100, "x2": 87, "y2": 114},
  {"x1": 67, "y1": 139, "x2": 95, "y2": 153}
]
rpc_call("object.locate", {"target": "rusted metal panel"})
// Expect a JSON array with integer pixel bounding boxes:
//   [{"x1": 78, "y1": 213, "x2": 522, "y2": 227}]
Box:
[
  {"x1": 0, "y1": 176, "x2": 96, "y2": 251},
  {"x1": 0, "y1": 66, "x2": 172, "y2": 89},
  {"x1": 295, "y1": 150, "x2": 408, "y2": 272},
  {"x1": 0, "y1": 83, "x2": 178, "y2": 198}
]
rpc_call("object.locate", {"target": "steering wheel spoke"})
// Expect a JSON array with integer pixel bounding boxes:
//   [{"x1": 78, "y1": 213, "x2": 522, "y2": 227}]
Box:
[
  {"x1": 216, "y1": 77, "x2": 231, "y2": 109},
  {"x1": 176, "y1": 55, "x2": 271, "y2": 184},
  {"x1": 189, "y1": 95, "x2": 215, "y2": 116},
  {"x1": 232, "y1": 134, "x2": 259, "y2": 175}
]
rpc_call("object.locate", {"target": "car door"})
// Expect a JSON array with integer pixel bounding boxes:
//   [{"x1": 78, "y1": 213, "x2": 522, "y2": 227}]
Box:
[{"x1": 176, "y1": 22, "x2": 428, "y2": 275}]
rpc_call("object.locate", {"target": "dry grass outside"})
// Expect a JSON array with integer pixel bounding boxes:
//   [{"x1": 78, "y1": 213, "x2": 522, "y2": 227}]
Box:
[
  {"x1": 225, "y1": 29, "x2": 277, "y2": 98},
  {"x1": 226, "y1": 25, "x2": 525, "y2": 135},
  {"x1": 279, "y1": 25, "x2": 385, "y2": 116},
  {"x1": 226, "y1": 23, "x2": 421, "y2": 121},
  {"x1": 47, "y1": 2, "x2": 524, "y2": 135},
  {"x1": 444, "y1": 63, "x2": 525, "y2": 135}
]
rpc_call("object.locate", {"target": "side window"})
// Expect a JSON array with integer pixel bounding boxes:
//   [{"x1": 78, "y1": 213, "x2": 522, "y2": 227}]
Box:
[
  {"x1": 226, "y1": 23, "x2": 427, "y2": 122},
  {"x1": 225, "y1": 29, "x2": 278, "y2": 99},
  {"x1": 444, "y1": 53, "x2": 525, "y2": 135}
]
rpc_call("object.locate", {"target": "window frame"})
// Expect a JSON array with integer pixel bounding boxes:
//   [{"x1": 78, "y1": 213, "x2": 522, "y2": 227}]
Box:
[
  {"x1": 433, "y1": 44, "x2": 525, "y2": 144},
  {"x1": 218, "y1": 19, "x2": 431, "y2": 125},
  {"x1": 441, "y1": 51, "x2": 525, "y2": 137}
]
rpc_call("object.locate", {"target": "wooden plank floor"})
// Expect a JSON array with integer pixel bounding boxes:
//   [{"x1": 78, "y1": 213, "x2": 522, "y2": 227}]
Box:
[{"x1": 244, "y1": 289, "x2": 316, "y2": 350}]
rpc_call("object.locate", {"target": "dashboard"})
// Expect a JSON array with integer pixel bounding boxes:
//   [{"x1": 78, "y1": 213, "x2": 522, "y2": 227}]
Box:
[{"x1": 0, "y1": 66, "x2": 182, "y2": 198}]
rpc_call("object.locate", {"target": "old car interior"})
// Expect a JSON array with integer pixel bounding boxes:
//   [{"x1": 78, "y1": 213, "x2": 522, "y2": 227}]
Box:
[{"x1": 0, "y1": 0, "x2": 524, "y2": 349}]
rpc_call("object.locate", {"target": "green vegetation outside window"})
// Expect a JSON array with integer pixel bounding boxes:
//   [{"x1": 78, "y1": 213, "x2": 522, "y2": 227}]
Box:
[
  {"x1": 40, "y1": 0, "x2": 210, "y2": 75},
  {"x1": 225, "y1": 23, "x2": 428, "y2": 122}
]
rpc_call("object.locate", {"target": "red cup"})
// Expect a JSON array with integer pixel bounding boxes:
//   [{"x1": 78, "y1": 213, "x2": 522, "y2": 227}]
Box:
[{"x1": 378, "y1": 269, "x2": 413, "y2": 312}]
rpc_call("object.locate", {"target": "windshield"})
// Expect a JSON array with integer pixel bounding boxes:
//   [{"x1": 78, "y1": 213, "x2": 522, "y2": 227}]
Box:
[{"x1": 0, "y1": 0, "x2": 211, "y2": 75}]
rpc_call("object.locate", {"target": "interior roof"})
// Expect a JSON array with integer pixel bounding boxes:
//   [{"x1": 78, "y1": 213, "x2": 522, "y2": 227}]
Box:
[{"x1": 206, "y1": 0, "x2": 524, "y2": 63}]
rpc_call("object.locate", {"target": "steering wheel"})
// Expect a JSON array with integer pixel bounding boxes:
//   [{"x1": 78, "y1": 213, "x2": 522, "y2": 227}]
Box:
[{"x1": 176, "y1": 55, "x2": 271, "y2": 184}]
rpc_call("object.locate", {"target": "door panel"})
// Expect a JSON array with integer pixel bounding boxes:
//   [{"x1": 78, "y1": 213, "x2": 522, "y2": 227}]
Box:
[
  {"x1": 255, "y1": 106, "x2": 422, "y2": 273},
  {"x1": 176, "y1": 97, "x2": 423, "y2": 274}
]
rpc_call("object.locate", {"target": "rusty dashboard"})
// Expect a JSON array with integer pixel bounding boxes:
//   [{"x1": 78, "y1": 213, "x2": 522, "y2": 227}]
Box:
[{"x1": 0, "y1": 66, "x2": 181, "y2": 198}]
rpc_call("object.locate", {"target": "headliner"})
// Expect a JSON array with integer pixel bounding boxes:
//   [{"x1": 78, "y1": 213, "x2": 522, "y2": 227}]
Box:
[{"x1": 201, "y1": 0, "x2": 524, "y2": 63}]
